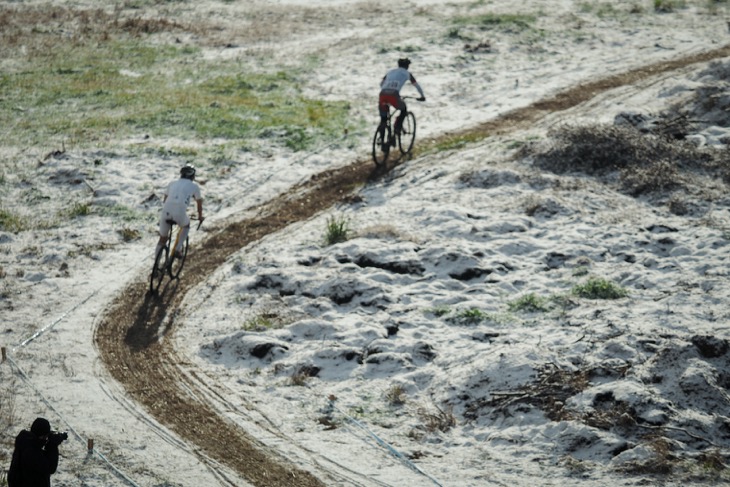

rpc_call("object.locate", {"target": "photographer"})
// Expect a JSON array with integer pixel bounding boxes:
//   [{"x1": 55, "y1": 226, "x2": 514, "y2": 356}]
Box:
[{"x1": 7, "y1": 417, "x2": 67, "y2": 487}]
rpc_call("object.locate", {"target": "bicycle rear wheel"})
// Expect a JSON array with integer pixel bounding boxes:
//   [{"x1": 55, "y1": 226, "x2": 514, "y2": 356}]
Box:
[
  {"x1": 372, "y1": 124, "x2": 390, "y2": 167},
  {"x1": 398, "y1": 112, "x2": 416, "y2": 155},
  {"x1": 150, "y1": 245, "x2": 168, "y2": 295},
  {"x1": 168, "y1": 236, "x2": 188, "y2": 279}
]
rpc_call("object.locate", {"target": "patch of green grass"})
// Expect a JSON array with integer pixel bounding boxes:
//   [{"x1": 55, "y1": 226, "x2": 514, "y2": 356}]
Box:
[
  {"x1": 446, "y1": 27, "x2": 470, "y2": 40},
  {"x1": 507, "y1": 293, "x2": 550, "y2": 312},
  {"x1": 118, "y1": 227, "x2": 141, "y2": 242},
  {"x1": 430, "y1": 132, "x2": 483, "y2": 153},
  {"x1": 94, "y1": 203, "x2": 146, "y2": 222},
  {"x1": 66, "y1": 201, "x2": 91, "y2": 219},
  {"x1": 578, "y1": 1, "x2": 624, "y2": 17},
  {"x1": 453, "y1": 13, "x2": 536, "y2": 31},
  {"x1": 148, "y1": 146, "x2": 200, "y2": 159},
  {"x1": 425, "y1": 305, "x2": 451, "y2": 317},
  {"x1": 243, "y1": 314, "x2": 276, "y2": 331},
  {"x1": 654, "y1": 0, "x2": 686, "y2": 12},
  {"x1": 2, "y1": 38, "x2": 351, "y2": 151},
  {"x1": 242, "y1": 311, "x2": 288, "y2": 332},
  {"x1": 505, "y1": 140, "x2": 526, "y2": 150},
  {"x1": 572, "y1": 265, "x2": 590, "y2": 277},
  {"x1": 453, "y1": 307, "x2": 487, "y2": 324},
  {"x1": 0, "y1": 210, "x2": 55, "y2": 232},
  {"x1": 0, "y1": 208, "x2": 24, "y2": 233},
  {"x1": 121, "y1": 72, "x2": 351, "y2": 149},
  {"x1": 572, "y1": 277, "x2": 628, "y2": 300},
  {"x1": 324, "y1": 215, "x2": 350, "y2": 245},
  {"x1": 441, "y1": 307, "x2": 515, "y2": 325},
  {"x1": 378, "y1": 45, "x2": 422, "y2": 54}
]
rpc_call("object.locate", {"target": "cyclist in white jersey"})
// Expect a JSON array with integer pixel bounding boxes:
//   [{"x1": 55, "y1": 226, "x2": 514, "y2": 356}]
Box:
[
  {"x1": 378, "y1": 58, "x2": 426, "y2": 142},
  {"x1": 156, "y1": 164, "x2": 204, "y2": 257}
]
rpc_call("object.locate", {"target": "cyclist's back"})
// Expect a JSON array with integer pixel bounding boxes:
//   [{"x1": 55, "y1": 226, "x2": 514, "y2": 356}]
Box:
[
  {"x1": 381, "y1": 66, "x2": 417, "y2": 94},
  {"x1": 156, "y1": 164, "x2": 204, "y2": 257},
  {"x1": 378, "y1": 58, "x2": 425, "y2": 135},
  {"x1": 162, "y1": 178, "x2": 200, "y2": 223}
]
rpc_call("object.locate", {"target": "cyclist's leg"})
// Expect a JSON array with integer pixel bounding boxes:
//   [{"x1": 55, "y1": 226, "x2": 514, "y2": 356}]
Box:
[
  {"x1": 155, "y1": 235, "x2": 166, "y2": 256},
  {"x1": 176, "y1": 224, "x2": 191, "y2": 256},
  {"x1": 394, "y1": 97, "x2": 407, "y2": 134},
  {"x1": 156, "y1": 214, "x2": 173, "y2": 256},
  {"x1": 378, "y1": 93, "x2": 393, "y2": 139},
  {"x1": 167, "y1": 207, "x2": 191, "y2": 256}
]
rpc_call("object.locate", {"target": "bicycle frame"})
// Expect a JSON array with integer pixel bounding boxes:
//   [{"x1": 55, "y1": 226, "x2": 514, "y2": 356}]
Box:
[
  {"x1": 372, "y1": 97, "x2": 417, "y2": 167},
  {"x1": 149, "y1": 218, "x2": 196, "y2": 295},
  {"x1": 169, "y1": 225, "x2": 183, "y2": 254}
]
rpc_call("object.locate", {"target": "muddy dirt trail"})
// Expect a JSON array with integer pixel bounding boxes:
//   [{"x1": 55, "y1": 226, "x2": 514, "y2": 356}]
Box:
[{"x1": 94, "y1": 44, "x2": 730, "y2": 487}]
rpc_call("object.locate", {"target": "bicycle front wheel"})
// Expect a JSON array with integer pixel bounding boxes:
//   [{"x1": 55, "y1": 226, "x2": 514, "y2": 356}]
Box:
[
  {"x1": 168, "y1": 236, "x2": 189, "y2": 279},
  {"x1": 150, "y1": 246, "x2": 168, "y2": 295},
  {"x1": 398, "y1": 112, "x2": 416, "y2": 154},
  {"x1": 398, "y1": 112, "x2": 416, "y2": 155},
  {"x1": 372, "y1": 124, "x2": 390, "y2": 167}
]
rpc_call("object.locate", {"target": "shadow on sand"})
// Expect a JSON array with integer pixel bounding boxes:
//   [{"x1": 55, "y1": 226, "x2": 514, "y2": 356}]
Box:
[{"x1": 124, "y1": 279, "x2": 181, "y2": 352}]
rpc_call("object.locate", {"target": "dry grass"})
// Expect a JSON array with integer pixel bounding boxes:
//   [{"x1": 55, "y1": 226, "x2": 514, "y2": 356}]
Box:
[
  {"x1": 417, "y1": 403, "x2": 456, "y2": 433},
  {"x1": 288, "y1": 364, "x2": 320, "y2": 386},
  {"x1": 525, "y1": 122, "x2": 730, "y2": 203},
  {"x1": 384, "y1": 384, "x2": 408, "y2": 406},
  {"x1": 0, "y1": 376, "x2": 18, "y2": 467},
  {"x1": 529, "y1": 124, "x2": 700, "y2": 175},
  {"x1": 465, "y1": 363, "x2": 602, "y2": 423},
  {"x1": 357, "y1": 224, "x2": 404, "y2": 240},
  {"x1": 618, "y1": 439, "x2": 730, "y2": 481},
  {"x1": 617, "y1": 436, "x2": 676, "y2": 475},
  {"x1": 0, "y1": 6, "x2": 197, "y2": 56}
]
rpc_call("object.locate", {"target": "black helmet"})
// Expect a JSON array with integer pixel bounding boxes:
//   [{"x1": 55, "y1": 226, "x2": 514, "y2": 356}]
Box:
[
  {"x1": 398, "y1": 58, "x2": 411, "y2": 69},
  {"x1": 180, "y1": 164, "x2": 196, "y2": 180}
]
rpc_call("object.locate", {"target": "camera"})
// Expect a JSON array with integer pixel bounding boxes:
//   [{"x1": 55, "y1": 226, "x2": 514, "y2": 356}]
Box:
[{"x1": 48, "y1": 431, "x2": 68, "y2": 446}]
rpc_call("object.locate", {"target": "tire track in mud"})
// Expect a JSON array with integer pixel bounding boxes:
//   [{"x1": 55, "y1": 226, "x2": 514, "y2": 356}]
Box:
[{"x1": 94, "y1": 44, "x2": 730, "y2": 487}]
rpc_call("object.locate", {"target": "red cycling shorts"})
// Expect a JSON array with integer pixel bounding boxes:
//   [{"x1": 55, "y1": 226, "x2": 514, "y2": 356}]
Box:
[{"x1": 379, "y1": 89, "x2": 405, "y2": 113}]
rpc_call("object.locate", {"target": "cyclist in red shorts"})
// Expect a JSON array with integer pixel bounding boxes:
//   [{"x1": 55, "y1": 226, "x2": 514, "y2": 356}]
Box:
[{"x1": 378, "y1": 58, "x2": 426, "y2": 144}]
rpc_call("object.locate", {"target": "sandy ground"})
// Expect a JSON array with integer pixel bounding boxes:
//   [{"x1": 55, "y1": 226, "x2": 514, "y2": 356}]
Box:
[{"x1": 2, "y1": 1, "x2": 730, "y2": 486}]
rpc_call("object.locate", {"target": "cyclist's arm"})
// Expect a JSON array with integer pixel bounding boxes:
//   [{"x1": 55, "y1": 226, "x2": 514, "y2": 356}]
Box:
[
  {"x1": 414, "y1": 83, "x2": 425, "y2": 99},
  {"x1": 409, "y1": 74, "x2": 425, "y2": 100},
  {"x1": 195, "y1": 198, "x2": 204, "y2": 221}
]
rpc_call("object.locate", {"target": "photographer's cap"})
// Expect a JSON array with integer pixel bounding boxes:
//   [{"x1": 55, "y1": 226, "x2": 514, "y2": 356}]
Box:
[{"x1": 31, "y1": 417, "x2": 51, "y2": 436}]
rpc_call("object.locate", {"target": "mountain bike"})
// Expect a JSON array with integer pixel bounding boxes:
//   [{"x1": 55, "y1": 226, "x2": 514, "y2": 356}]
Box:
[
  {"x1": 372, "y1": 96, "x2": 421, "y2": 167},
  {"x1": 149, "y1": 217, "x2": 201, "y2": 295}
]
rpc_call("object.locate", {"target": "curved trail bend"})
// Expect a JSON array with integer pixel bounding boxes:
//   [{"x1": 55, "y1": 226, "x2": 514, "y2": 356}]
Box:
[{"x1": 94, "y1": 44, "x2": 730, "y2": 487}]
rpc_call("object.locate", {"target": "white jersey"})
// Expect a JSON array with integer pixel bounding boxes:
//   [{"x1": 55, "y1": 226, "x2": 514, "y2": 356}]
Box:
[
  {"x1": 380, "y1": 67, "x2": 424, "y2": 97},
  {"x1": 160, "y1": 178, "x2": 201, "y2": 227}
]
